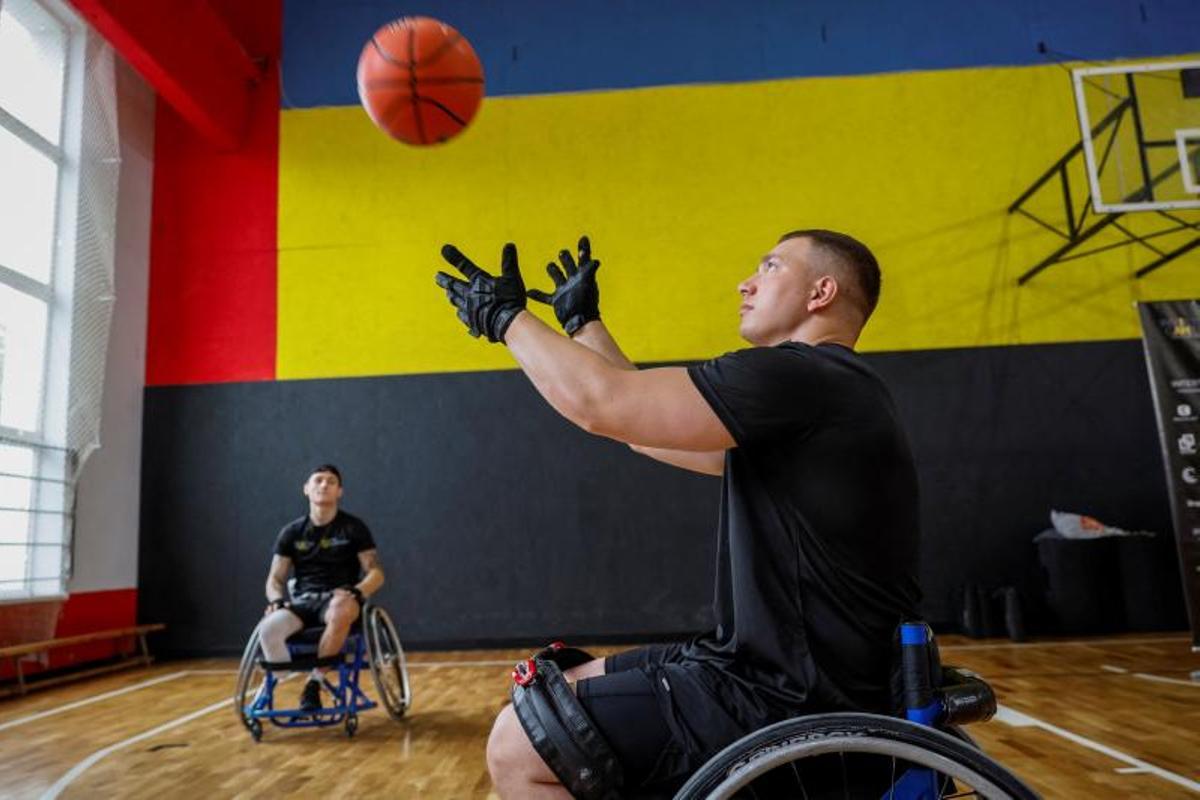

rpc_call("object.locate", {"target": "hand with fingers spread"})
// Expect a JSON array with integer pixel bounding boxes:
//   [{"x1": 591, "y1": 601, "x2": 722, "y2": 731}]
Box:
[
  {"x1": 526, "y1": 235, "x2": 601, "y2": 336},
  {"x1": 435, "y1": 242, "x2": 528, "y2": 343}
]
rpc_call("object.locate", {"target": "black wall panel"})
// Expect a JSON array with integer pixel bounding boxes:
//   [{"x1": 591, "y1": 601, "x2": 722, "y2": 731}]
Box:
[{"x1": 140, "y1": 339, "x2": 1184, "y2": 656}]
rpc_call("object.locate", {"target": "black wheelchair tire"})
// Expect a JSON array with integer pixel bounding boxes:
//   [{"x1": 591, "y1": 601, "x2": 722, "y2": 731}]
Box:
[
  {"x1": 366, "y1": 605, "x2": 411, "y2": 720},
  {"x1": 233, "y1": 623, "x2": 266, "y2": 734},
  {"x1": 672, "y1": 713, "x2": 1039, "y2": 800}
]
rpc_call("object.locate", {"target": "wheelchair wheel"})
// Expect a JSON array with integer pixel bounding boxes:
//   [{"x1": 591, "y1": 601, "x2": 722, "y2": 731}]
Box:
[
  {"x1": 673, "y1": 713, "x2": 1039, "y2": 800},
  {"x1": 366, "y1": 605, "x2": 411, "y2": 719},
  {"x1": 946, "y1": 723, "x2": 981, "y2": 750},
  {"x1": 233, "y1": 622, "x2": 268, "y2": 734}
]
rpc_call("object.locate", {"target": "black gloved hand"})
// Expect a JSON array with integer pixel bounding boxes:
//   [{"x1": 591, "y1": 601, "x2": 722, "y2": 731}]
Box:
[
  {"x1": 435, "y1": 242, "x2": 527, "y2": 343},
  {"x1": 526, "y1": 235, "x2": 601, "y2": 336}
]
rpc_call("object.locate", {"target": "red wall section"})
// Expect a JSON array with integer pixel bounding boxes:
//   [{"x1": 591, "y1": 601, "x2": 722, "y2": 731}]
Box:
[
  {"x1": 0, "y1": 588, "x2": 140, "y2": 681},
  {"x1": 145, "y1": 1, "x2": 281, "y2": 386}
]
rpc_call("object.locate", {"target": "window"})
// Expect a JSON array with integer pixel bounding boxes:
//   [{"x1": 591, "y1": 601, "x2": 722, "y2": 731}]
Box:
[{"x1": 0, "y1": 0, "x2": 82, "y2": 600}]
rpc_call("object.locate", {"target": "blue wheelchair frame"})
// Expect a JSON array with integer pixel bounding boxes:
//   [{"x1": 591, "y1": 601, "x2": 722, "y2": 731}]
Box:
[
  {"x1": 890, "y1": 621, "x2": 955, "y2": 800},
  {"x1": 249, "y1": 631, "x2": 376, "y2": 732},
  {"x1": 239, "y1": 618, "x2": 379, "y2": 740}
]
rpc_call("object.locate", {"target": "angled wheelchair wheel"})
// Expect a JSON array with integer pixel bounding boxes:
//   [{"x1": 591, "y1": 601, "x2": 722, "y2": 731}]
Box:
[
  {"x1": 366, "y1": 605, "x2": 411, "y2": 719},
  {"x1": 233, "y1": 622, "x2": 268, "y2": 735},
  {"x1": 673, "y1": 713, "x2": 1039, "y2": 800}
]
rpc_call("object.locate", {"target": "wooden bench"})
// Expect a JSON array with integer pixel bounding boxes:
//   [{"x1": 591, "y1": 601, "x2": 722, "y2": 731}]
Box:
[{"x1": 0, "y1": 623, "x2": 166, "y2": 697}]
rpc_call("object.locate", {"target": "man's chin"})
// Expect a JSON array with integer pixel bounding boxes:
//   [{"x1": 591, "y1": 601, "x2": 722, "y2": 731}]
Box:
[{"x1": 739, "y1": 323, "x2": 766, "y2": 346}]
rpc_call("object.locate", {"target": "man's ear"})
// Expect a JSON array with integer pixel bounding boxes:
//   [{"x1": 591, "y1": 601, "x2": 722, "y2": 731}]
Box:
[{"x1": 808, "y1": 275, "x2": 839, "y2": 311}]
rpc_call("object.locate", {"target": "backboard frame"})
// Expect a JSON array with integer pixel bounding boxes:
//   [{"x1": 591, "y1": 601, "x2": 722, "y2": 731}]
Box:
[{"x1": 1073, "y1": 60, "x2": 1200, "y2": 213}]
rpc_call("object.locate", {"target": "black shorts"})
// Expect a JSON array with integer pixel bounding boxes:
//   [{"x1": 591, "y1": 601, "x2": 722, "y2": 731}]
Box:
[
  {"x1": 574, "y1": 643, "x2": 745, "y2": 795},
  {"x1": 286, "y1": 591, "x2": 336, "y2": 628}
]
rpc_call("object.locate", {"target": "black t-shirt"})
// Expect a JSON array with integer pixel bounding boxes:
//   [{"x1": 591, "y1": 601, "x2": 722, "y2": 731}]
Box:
[
  {"x1": 682, "y1": 342, "x2": 921, "y2": 719},
  {"x1": 273, "y1": 511, "x2": 376, "y2": 596}
]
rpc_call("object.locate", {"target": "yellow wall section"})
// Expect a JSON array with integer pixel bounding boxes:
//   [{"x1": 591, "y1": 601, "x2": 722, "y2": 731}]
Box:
[{"x1": 278, "y1": 57, "x2": 1200, "y2": 379}]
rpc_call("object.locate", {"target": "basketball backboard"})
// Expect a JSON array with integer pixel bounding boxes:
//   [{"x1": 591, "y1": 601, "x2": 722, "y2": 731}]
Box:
[{"x1": 1073, "y1": 60, "x2": 1200, "y2": 213}]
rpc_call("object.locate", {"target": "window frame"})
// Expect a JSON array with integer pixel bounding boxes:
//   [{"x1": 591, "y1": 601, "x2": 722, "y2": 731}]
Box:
[{"x1": 0, "y1": 0, "x2": 87, "y2": 602}]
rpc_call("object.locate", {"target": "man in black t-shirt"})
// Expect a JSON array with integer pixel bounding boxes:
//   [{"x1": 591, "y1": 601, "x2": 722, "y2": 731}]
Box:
[
  {"x1": 434, "y1": 230, "x2": 920, "y2": 798},
  {"x1": 259, "y1": 464, "x2": 384, "y2": 713}
]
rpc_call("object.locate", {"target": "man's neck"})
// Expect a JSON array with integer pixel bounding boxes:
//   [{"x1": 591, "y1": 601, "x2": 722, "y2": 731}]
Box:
[
  {"x1": 309, "y1": 505, "x2": 337, "y2": 526},
  {"x1": 782, "y1": 315, "x2": 860, "y2": 349}
]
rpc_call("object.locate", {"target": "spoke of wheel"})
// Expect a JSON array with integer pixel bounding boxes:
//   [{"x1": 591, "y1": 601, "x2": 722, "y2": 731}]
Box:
[{"x1": 788, "y1": 759, "x2": 809, "y2": 800}]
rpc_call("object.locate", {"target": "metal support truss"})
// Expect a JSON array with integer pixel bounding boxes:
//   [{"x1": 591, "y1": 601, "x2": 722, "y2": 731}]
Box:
[{"x1": 1008, "y1": 80, "x2": 1200, "y2": 285}]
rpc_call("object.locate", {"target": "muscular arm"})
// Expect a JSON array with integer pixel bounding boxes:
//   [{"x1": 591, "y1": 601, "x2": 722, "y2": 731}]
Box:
[
  {"x1": 572, "y1": 321, "x2": 636, "y2": 371},
  {"x1": 568, "y1": 320, "x2": 727, "y2": 475},
  {"x1": 265, "y1": 555, "x2": 291, "y2": 603},
  {"x1": 355, "y1": 549, "x2": 385, "y2": 598},
  {"x1": 504, "y1": 312, "x2": 736, "y2": 451}
]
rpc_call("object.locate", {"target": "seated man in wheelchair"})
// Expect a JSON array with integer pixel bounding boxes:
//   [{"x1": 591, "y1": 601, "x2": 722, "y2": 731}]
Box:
[
  {"x1": 431, "y1": 233, "x2": 926, "y2": 798},
  {"x1": 260, "y1": 463, "x2": 384, "y2": 714}
]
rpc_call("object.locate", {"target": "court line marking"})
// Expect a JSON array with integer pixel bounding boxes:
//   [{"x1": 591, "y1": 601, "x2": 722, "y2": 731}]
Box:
[
  {"x1": 1100, "y1": 664, "x2": 1128, "y2": 673},
  {"x1": 0, "y1": 660, "x2": 511, "y2": 733},
  {"x1": 0, "y1": 671, "x2": 191, "y2": 733},
  {"x1": 1133, "y1": 672, "x2": 1200, "y2": 688},
  {"x1": 39, "y1": 672, "x2": 300, "y2": 800},
  {"x1": 38, "y1": 696, "x2": 229, "y2": 800},
  {"x1": 995, "y1": 705, "x2": 1200, "y2": 793}
]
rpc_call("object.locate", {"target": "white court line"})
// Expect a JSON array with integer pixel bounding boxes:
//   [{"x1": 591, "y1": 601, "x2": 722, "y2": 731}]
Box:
[
  {"x1": 0, "y1": 659, "x2": 504, "y2": 735},
  {"x1": 0, "y1": 671, "x2": 190, "y2": 733},
  {"x1": 38, "y1": 696, "x2": 228, "y2": 800},
  {"x1": 1133, "y1": 672, "x2": 1200, "y2": 688},
  {"x1": 940, "y1": 635, "x2": 1189, "y2": 651},
  {"x1": 1100, "y1": 664, "x2": 1128, "y2": 673},
  {"x1": 995, "y1": 705, "x2": 1200, "y2": 793},
  {"x1": 39, "y1": 672, "x2": 299, "y2": 800}
]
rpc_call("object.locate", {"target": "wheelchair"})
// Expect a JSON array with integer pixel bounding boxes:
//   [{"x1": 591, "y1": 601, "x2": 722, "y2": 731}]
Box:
[
  {"x1": 233, "y1": 600, "x2": 411, "y2": 740},
  {"x1": 672, "y1": 623, "x2": 1040, "y2": 800}
]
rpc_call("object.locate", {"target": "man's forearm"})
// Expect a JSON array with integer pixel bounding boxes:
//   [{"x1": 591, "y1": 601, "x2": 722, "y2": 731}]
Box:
[
  {"x1": 572, "y1": 321, "x2": 636, "y2": 371},
  {"x1": 356, "y1": 568, "x2": 384, "y2": 598},
  {"x1": 265, "y1": 577, "x2": 286, "y2": 602},
  {"x1": 504, "y1": 311, "x2": 622, "y2": 432}
]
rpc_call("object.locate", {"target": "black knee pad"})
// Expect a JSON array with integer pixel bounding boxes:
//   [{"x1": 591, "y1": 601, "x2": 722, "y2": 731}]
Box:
[{"x1": 511, "y1": 645, "x2": 623, "y2": 800}]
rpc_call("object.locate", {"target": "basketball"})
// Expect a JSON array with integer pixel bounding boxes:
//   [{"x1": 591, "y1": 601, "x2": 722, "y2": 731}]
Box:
[{"x1": 356, "y1": 17, "x2": 485, "y2": 146}]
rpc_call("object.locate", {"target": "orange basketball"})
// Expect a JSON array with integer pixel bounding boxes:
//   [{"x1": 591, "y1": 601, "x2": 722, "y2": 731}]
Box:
[{"x1": 356, "y1": 17, "x2": 485, "y2": 146}]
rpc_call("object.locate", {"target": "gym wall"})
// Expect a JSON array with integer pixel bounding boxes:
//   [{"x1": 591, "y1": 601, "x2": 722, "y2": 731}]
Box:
[{"x1": 139, "y1": 0, "x2": 1199, "y2": 655}]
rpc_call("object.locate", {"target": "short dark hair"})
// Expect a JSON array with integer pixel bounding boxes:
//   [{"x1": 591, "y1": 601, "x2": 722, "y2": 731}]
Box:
[
  {"x1": 309, "y1": 463, "x2": 342, "y2": 484},
  {"x1": 778, "y1": 229, "x2": 881, "y2": 319}
]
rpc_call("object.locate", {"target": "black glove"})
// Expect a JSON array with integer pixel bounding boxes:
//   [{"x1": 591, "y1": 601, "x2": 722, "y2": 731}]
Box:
[
  {"x1": 526, "y1": 235, "x2": 601, "y2": 336},
  {"x1": 435, "y1": 242, "x2": 527, "y2": 343}
]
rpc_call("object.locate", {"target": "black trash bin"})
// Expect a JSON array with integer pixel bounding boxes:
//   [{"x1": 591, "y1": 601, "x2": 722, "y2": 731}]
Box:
[{"x1": 1036, "y1": 533, "x2": 1125, "y2": 634}]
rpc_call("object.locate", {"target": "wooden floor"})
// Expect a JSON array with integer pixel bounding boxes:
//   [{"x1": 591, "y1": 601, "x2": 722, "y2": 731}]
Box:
[{"x1": 1, "y1": 635, "x2": 1197, "y2": 799}]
